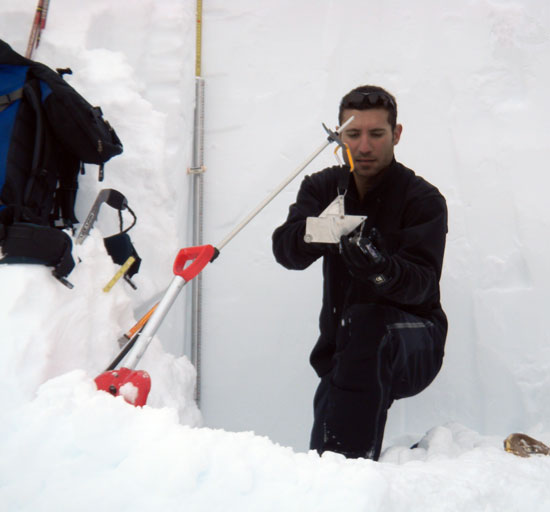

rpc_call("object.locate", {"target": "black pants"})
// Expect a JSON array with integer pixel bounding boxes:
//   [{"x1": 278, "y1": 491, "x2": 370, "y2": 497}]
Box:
[{"x1": 310, "y1": 304, "x2": 445, "y2": 460}]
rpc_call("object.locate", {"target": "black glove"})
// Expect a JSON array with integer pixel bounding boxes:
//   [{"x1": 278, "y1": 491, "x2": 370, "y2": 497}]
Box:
[{"x1": 339, "y1": 228, "x2": 392, "y2": 285}]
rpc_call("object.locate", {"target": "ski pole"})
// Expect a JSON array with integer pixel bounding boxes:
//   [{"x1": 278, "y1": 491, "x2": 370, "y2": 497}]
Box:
[
  {"x1": 95, "y1": 117, "x2": 355, "y2": 402},
  {"x1": 25, "y1": 0, "x2": 49, "y2": 59}
]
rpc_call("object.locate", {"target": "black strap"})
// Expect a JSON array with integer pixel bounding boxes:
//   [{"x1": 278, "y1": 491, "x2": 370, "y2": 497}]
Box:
[
  {"x1": 118, "y1": 205, "x2": 137, "y2": 234},
  {"x1": 51, "y1": 235, "x2": 76, "y2": 285},
  {"x1": 21, "y1": 81, "x2": 45, "y2": 207},
  {"x1": 337, "y1": 165, "x2": 351, "y2": 196},
  {"x1": 0, "y1": 86, "x2": 23, "y2": 112},
  {"x1": 105, "y1": 189, "x2": 127, "y2": 210}
]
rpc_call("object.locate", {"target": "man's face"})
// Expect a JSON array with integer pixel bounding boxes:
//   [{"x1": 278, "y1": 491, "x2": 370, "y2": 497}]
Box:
[{"x1": 340, "y1": 108, "x2": 402, "y2": 185}]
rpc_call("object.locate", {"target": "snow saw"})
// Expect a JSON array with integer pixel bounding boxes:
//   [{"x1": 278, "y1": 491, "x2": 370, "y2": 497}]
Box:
[{"x1": 94, "y1": 116, "x2": 358, "y2": 406}]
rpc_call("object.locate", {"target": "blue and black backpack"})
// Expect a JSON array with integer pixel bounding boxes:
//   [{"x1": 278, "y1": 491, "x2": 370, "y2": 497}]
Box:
[{"x1": 0, "y1": 39, "x2": 123, "y2": 285}]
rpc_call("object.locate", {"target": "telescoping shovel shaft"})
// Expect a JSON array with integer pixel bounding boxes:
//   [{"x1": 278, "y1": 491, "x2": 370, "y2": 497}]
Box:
[{"x1": 95, "y1": 117, "x2": 355, "y2": 405}]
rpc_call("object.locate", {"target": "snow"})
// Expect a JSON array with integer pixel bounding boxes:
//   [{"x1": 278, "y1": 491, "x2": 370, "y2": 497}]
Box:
[{"x1": 2, "y1": 0, "x2": 550, "y2": 510}]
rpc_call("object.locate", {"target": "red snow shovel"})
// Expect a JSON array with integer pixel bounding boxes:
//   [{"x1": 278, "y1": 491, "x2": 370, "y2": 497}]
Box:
[
  {"x1": 94, "y1": 244, "x2": 215, "y2": 405},
  {"x1": 94, "y1": 117, "x2": 355, "y2": 406}
]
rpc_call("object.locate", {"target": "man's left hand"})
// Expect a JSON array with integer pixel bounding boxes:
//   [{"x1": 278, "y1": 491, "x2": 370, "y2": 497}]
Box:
[{"x1": 339, "y1": 228, "x2": 391, "y2": 285}]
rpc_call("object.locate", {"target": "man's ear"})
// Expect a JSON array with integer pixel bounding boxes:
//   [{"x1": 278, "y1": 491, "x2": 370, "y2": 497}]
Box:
[{"x1": 393, "y1": 124, "x2": 403, "y2": 145}]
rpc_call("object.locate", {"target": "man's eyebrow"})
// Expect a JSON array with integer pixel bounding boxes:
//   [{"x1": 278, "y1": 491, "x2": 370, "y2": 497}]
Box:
[{"x1": 344, "y1": 127, "x2": 388, "y2": 133}]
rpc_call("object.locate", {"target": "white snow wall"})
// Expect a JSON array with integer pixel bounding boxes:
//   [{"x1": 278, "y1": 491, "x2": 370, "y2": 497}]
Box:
[{"x1": 3, "y1": 0, "x2": 550, "y2": 452}]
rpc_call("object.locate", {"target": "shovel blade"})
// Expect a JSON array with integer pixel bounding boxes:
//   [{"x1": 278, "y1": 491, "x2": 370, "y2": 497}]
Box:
[{"x1": 94, "y1": 367, "x2": 151, "y2": 407}]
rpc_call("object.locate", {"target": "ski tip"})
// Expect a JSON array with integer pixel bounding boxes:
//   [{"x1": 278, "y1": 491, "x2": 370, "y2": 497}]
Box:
[{"x1": 504, "y1": 433, "x2": 550, "y2": 458}]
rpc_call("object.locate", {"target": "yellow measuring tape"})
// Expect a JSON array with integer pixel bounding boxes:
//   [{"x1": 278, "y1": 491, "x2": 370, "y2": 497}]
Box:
[
  {"x1": 195, "y1": 0, "x2": 203, "y2": 76},
  {"x1": 103, "y1": 256, "x2": 136, "y2": 293}
]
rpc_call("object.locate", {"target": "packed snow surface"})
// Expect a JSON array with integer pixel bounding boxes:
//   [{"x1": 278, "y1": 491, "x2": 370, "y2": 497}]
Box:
[{"x1": 2, "y1": 0, "x2": 550, "y2": 510}]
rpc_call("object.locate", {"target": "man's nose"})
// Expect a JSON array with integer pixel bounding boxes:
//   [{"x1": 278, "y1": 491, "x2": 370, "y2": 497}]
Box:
[{"x1": 357, "y1": 135, "x2": 372, "y2": 153}]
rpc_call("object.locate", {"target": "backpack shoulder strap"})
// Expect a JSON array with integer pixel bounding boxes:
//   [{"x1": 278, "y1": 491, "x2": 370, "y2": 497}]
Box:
[
  {"x1": 19, "y1": 79, "x2": 49, "y2": 222},
  {"x1": 0, "y1": 87, "x2": 24, "y2": 112}
]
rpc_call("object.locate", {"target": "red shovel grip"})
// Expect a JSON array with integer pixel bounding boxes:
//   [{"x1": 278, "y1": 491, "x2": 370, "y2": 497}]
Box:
[{"x1": 173, "y1": 244, "x2": 215, "y2": 281}]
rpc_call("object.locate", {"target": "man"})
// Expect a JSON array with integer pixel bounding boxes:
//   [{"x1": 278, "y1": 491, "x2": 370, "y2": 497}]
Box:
[{"x1": 272, "y1": 85, "x2": 448, "y2": 460}]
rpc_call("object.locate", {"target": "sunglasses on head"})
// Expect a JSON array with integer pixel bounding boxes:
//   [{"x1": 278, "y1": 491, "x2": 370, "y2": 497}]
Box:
[{"x1": 341, "y1": 91, "x2": 396, "y2": 112}]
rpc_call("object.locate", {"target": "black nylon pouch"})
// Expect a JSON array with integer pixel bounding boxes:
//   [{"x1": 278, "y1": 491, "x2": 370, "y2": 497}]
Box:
[
  {"x1": 103, "y1": 232, "x2": 141, "y2": 278},
  {"x1": 0, "y1": 222, "x2": 75, "y2": 278}
]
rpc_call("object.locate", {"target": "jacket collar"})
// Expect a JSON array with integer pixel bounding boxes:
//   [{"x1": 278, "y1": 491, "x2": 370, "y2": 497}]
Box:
[{"x1": 346, "y1": 157, "x2": 400, "y2": 201}]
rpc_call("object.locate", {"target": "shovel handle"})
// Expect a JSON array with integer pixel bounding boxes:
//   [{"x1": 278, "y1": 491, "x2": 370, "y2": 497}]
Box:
[{"x1": 173, "y1": 244, "x2": 215, "y2": 281}]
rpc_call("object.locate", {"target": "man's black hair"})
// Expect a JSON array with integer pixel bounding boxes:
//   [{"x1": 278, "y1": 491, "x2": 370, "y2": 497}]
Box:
[{"x1": 338, "y1": 85, "x2": 398, "y2": 130}]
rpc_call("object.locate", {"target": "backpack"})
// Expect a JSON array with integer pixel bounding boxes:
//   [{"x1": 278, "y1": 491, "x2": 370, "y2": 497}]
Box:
[{"x1": 0, "y1": 39, "x2": 123, "y2": 286}]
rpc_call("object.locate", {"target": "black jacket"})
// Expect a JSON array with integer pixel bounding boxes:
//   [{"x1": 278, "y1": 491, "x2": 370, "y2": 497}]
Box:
[{"x1": 272, "y1": 159, "x2": 448, "y2": 377}]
